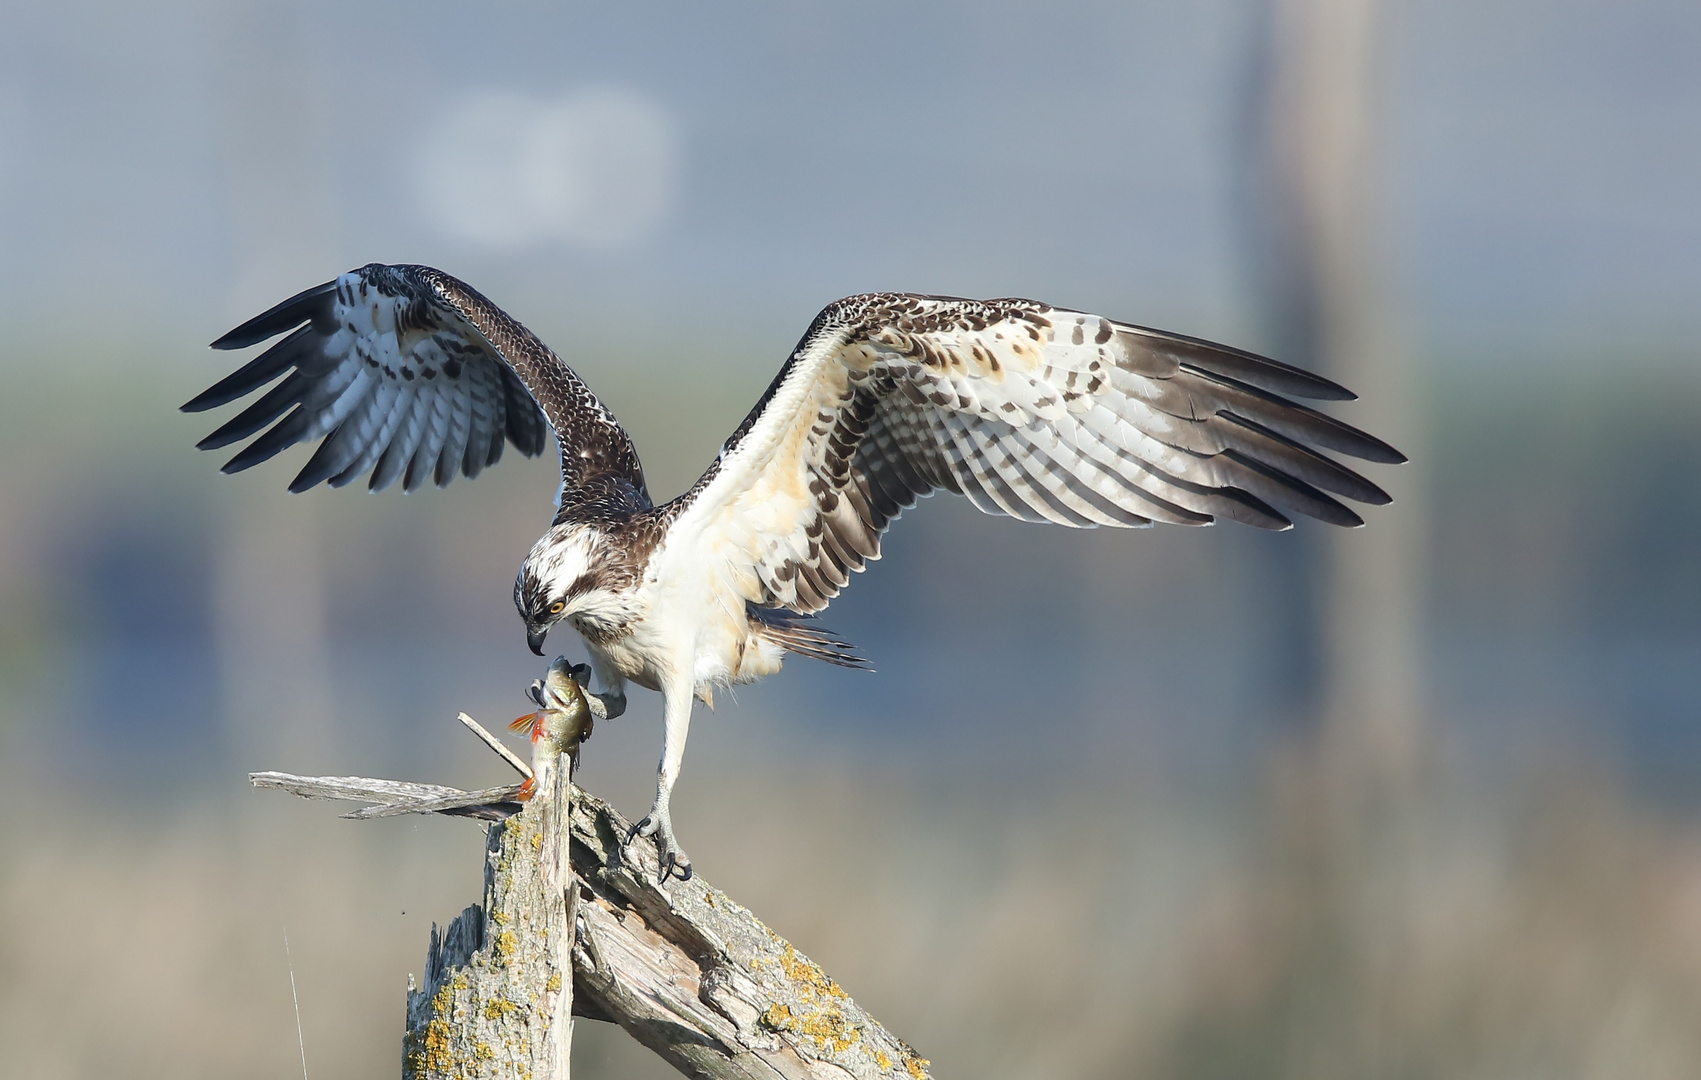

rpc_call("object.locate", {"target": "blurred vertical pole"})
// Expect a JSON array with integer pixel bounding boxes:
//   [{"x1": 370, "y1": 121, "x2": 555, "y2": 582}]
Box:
[
  {"x1": 206, "y1": 1, "x2": 341, "y2": 768},
  {"x1": 1238, "y1": 4, "x2": 1428, "y2": 1076},
  {"x1": 1239, "y1": 0, "x2": 1425, "y2": 774},
  {"x1": 1232, "y1": 4, "x2": 1324, "y2": 731}
]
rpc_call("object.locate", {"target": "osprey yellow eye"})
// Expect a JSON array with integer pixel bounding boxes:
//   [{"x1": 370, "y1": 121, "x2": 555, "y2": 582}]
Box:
[{"x1": 548, "y1": 601, "x2": 565, "y2": 615}]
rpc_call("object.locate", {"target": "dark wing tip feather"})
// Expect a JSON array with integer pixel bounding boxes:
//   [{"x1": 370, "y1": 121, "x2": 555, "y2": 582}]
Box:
[
  {"x1": 218, "y1": 408, "x2": 309, "y2": 474},
  {"x1": 209, "y1": 279, "x2": 338, "y2": 350},
  {"x1": 183, "y1": 326, "x2": 319, "y2": 413},
  {"x1": 502, "y1": 369, "x2": 548, "y2": 458},
  {"x1": 219, "y1": 447, "x2": 274, "y2": 476},
  {"x1": 1369, "y1": 440, "x2": 1409, "y2": 466},
  {"x1": 1120, "y1": 323, "x2": 1357, "y2": 401},
  {"x1": 1224, "y1": 450, "x2": 1366, "y2": 527},
  {"x1": 193, "y1": 371, "x2": 306, "y2": 450},
  {"x1": 1211, "y1": 489, "x2": 1294, "y2": 531},
  {"x1": 1213, "y1": 413, "x2": 1394, "y2": 505},
  {"x1": 287, "y1": 428, "x2": 356, "y2": 493},
  {"x1": 182, "y1": 384, "x2": 233, "y2": 414},
  {"x1": 1316, "y1": 421, "x2": 1405, "y2": 466},
  {"x1": 1192, "y1": 368, "x2": 1407, "y2": 466}
]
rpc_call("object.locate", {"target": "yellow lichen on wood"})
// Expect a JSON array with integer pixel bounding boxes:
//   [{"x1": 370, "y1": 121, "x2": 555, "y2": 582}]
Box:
[
  {"x1": 760, "y1": 1000, "x2": 861, "y2": 1054},
  {"x1": 404, "y1": 974, "x2": 477, "y2": 1080},
  {"x1": 397, "y1": 775, "x2": 580, "y2": 1079},
  {"x1": 425, "y1": 1019, "x2": 455, "y2": 1069},
  {"x1": 386, "y1": 774, "x2": 934, "y2": 1079},
  {"x1": 777, "y1": 943, "x2": 847, "y2": 1003}
]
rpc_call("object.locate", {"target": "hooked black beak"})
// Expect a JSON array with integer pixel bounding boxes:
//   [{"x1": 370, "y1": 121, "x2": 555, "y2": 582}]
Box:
[{"x1": 527, "y1": 626, "x2": 548, "y2": 656}]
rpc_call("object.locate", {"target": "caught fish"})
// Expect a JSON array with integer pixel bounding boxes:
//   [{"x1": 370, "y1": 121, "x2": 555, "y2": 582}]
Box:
[{"x1": 510, "y1": 656, "x2": 606, "y2": 800}]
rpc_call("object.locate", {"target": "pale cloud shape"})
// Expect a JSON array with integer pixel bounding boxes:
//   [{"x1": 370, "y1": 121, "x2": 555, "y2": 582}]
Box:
[{"x1": 415, "y1": 87, "x2": 680, "y2": 250}]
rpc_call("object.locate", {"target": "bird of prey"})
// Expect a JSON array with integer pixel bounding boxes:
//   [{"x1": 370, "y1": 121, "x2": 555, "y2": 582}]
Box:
[{"x1": 185, "y1": 263, "x2": 1403, "y2": 880}]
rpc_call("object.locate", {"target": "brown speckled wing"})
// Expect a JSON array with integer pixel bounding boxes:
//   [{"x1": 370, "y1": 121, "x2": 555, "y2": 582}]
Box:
[
  {"x1": 665, "y1": 293, "x2": 1404, "y2": 615},
  {"x1": 183, "y1": 263, "x2": 648, "y2": 512}
]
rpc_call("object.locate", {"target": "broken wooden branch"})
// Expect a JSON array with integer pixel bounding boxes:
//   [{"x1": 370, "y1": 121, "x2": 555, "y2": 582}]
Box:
[
  {"x1": 252, "y1": 714, "x2": 932, "y2": 1080},
  {"x1": 458, "y1": 710, "x2": 534, "y2": 779}
]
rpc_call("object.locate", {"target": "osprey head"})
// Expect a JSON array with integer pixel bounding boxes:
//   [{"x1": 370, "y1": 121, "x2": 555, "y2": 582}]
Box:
[{"x1": 515, "y1": 523, "x2": 623, "y2": 655}]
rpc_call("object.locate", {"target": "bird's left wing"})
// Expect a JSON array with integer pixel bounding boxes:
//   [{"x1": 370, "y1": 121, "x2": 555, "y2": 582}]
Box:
[
  {"x1": 660, "y1": 293, "x2": 1404, "y2": 616},
  {"x1": 183, "y1": 263, "x2": 648, "y2": 507}
]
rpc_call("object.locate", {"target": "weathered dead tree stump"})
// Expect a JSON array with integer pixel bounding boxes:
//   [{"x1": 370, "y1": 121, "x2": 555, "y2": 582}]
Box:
[
  {"x1": 253, "y1": 714, "x2": 932, "y2": 1080},
  {"x1": 404, "y1": 736, "x2": 575, "y2": 1079}
]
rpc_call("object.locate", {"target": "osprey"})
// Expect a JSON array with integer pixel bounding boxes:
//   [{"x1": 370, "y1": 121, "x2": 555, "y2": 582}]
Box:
[{"x1": 185, "y1": 263, "x2": 1402, "y2": 880}]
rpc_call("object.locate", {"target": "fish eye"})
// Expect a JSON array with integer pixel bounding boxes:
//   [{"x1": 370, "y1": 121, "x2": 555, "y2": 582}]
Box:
[{"x1": 548, "y1": 600, "x2": 566, "y2": 615}]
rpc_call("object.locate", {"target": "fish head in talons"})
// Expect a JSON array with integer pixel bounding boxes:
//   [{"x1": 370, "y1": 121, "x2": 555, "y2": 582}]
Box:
[{"x1": 515, "y1": 655, "x2": 602, "y2": 783}]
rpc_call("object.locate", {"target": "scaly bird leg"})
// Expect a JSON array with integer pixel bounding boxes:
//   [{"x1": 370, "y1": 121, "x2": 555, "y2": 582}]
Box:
[
  {"x1": 626, "y1": 681, "x2": 693, "y2": 882},
  {"x1": 628, "y1": 801, "x2": 689, "y2": 882}
]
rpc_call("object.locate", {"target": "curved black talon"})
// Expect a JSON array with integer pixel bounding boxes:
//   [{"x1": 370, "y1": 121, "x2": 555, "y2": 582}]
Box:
[
  {"x1": 624, "y1": 814, "x2": 692, "y2": 883},
  {"x1": 661, "y1": 854, "x2": 694, "y2": 883}
]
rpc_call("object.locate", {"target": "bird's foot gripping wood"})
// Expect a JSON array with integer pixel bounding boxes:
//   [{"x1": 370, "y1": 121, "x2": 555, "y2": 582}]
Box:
[
  {"x1": 627, "y1": 807, "x2": 693, "y2": 883},
  {"x1": 251, "y1": 703, "x2": 935, "y2": 1080}
]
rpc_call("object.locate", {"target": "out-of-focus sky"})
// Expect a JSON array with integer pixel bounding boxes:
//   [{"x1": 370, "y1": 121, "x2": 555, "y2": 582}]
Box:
[
  {"x1": 2, "y1": 3, "x2": 1701, "y2": 1078},
  {"x1": 0, "y1": 0, "x2": 1689, "y2": 772},
  {"x1": 0, "y1": 0, "x2": 1694, "y2": 838},
  {"x1": 0, "y1": 0, "x2": 1695, "y2": 354}
]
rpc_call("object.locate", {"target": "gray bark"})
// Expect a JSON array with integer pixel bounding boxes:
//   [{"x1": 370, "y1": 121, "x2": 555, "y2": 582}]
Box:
[{"x1": 252, "y1": 761, "x2": 931, "y2": 1080}]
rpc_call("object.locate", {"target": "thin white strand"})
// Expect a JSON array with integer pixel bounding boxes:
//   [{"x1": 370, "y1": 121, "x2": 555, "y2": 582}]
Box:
[{"x1": 282, "y1": 919, "x2": 309, "y2": 1080}]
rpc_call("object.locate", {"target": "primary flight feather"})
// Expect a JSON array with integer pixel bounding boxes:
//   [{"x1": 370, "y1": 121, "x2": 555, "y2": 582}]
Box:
[{"x1": 185, "y1": 263, "x2": 1404, "y2": 880}]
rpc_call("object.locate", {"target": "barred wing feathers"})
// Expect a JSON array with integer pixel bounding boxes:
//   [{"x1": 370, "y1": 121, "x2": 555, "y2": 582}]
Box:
[
  {"x1": 183, "y1": 264, "x2": 648, "y2": 510},
  {"x1": 665, "y1": 293, "x2": 1403, "y2": 616}
]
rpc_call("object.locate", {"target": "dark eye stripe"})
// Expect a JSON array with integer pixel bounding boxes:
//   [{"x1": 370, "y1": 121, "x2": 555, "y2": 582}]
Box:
[{"x1": 564, "y1": 572, "x2": 599, "y2": 600}]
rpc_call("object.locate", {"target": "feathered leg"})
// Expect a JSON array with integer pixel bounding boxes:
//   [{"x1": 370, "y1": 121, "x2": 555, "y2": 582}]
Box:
[{"x1": 627, "y1": 674, "x2": 694, "y2": 882}]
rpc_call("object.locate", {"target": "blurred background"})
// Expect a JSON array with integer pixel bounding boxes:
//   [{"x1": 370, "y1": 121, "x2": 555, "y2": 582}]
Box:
[{"x1": 1, "y1": 1, "x2": 1698, "y2": 1077}]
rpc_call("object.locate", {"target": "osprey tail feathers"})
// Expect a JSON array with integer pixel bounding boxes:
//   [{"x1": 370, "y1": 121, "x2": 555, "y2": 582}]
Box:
[{"x1": 745, "y1": 604, "x2": 872, "y2": 671}]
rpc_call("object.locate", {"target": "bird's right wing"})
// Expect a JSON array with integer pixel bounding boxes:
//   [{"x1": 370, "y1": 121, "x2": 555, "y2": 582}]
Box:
[{"x1": 183, "y1": 264, "x2": 650, "y2": 510}]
